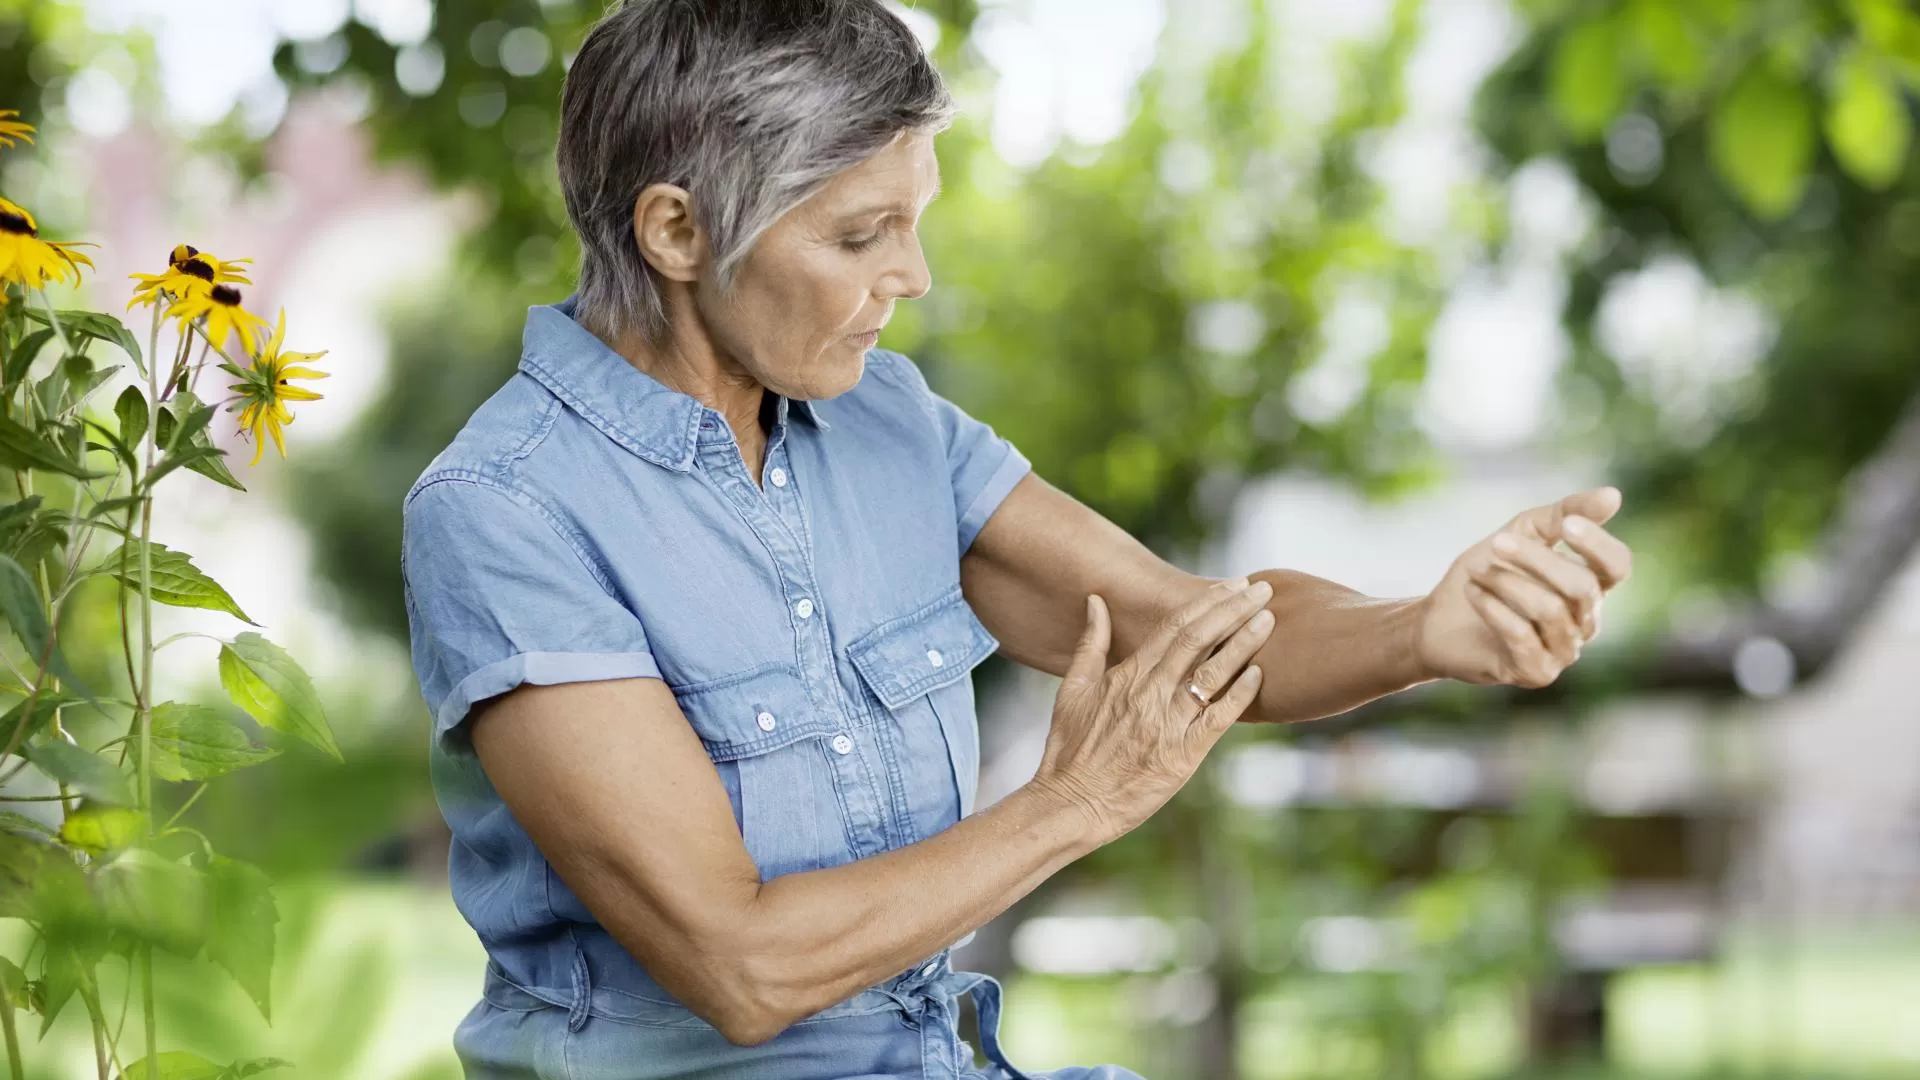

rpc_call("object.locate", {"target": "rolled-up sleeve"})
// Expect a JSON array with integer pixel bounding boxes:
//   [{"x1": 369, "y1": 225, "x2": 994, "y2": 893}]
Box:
[
  {"x1": 877, "y1": 351, "x2": 1033, "y2": 553},
  {"x1": 402, "y1": 477, "x2": 659, "y2": 752}
]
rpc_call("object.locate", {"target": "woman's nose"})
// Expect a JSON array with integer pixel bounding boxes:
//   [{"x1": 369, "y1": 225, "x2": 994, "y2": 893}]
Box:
[{"x1": 882, "y1": 232, "x2": 932, "y2": 301}]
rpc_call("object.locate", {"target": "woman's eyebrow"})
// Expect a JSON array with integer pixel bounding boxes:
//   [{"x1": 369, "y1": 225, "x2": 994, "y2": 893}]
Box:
[{"x1": 835, "y1": 178, "x2": 944, "y2": 222}]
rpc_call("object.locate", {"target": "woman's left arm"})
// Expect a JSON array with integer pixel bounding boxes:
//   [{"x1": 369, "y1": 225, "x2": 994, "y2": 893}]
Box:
[{"x1": 961, "y1": 473, "x2": 1633, "y2": 725}]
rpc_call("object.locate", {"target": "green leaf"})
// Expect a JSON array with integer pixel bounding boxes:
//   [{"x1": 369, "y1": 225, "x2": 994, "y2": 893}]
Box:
[
  {"x1": 1711, "y1": 63, "x2": 1816, "y2": 218},
  {"x1": 111, "y1": 542, "x2": 256, "y2": 625},
  {"x1": 144, "y1": 445, "x2": 230, "y2": 490},
  {"x1": 1628, "y1": 0, "x2": 1705, "y2": 91},
  {"x1": 206, "y1": 855, "x2": 277, "y2": 1019},
  {"x1": 5, "y1": 327, "x2": 52, "y2": 387},
  {"x1": 115, "y1": 385, "x2": 149, "y2": 454},
  {"x1": 25, "y1": 740, "x2": 133, "y2": 805},
  {"x1": 97, "y1": 848, "x2": 207, "y2": 956},
  {"x1": 155, "y1": 393, "x2": 245, "y2": 492},
  {"x1": 0, "y1": 955, "x2": 24, "y2": 1008},
  {"x1": 20, "y1": 308, "x2": 143, "y2": 374},
  {"x1": 0, "y1": 411, "x2": 104, "y2": 479},
  {"x1": 0, "y1": 809, "x2": 56, "y2": 839},
  {"x1": 121, "y1": 1052, "x2": 227, "y2": 1080},
  {"x1": 120, "y1": 1054, "x2": 292, "y2": 1080},
  {"x1": 57, "y1": 803, "x2": 148, "y2": 854},
  {"x1": 159, "y1": 399, "x2": 215, "y2": 454},
  {"x1": 0, "y1": 494, "x2": 42, "y2": 546},
  {"x1": 140, "y1": 703, "x2": 279, "y2": 782},
  {"x1": 35, "y1": 943, "x2": 86, "y2": 1036},
  {"x1": 1550, "y1": 15, "x2": 1628, "y2": 138},
  {"x1": 219, "y1": 633, "x2": 340, "y2": 761},
  {"x1": 1827, "y1": 48, "x2": 1911, "y2": 189},
  {"x1": 0, "y1": 553, "x2": 48, "y2": 659},
  {"x1": 0, "y1": 690, "x2": 82, "y2": 753}
]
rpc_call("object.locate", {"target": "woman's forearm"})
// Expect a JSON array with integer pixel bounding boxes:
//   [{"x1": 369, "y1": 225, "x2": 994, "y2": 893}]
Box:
[
  {"x1": 1241, "y1": 569, "x2": 1433, "y2": 724},
  {"x1": 636, "y1": 779, "x2": 1098, "y2": 1044}
]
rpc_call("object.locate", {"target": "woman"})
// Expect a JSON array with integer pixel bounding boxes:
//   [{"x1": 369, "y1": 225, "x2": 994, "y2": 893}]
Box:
[{"x1": 399, "y1": 1, "x2": 1632, "y2": 1077}]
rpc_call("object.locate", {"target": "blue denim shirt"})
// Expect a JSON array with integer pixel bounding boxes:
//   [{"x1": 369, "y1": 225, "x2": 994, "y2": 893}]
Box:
[{"x1": 401, "y1": 297, "x2": 1110, "y2": 1079}]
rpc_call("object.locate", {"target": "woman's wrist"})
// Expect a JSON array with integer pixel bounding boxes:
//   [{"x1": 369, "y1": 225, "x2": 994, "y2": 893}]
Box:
[{"x1": 1016, "y1": 774, "x2": 1116, "y2": 854}]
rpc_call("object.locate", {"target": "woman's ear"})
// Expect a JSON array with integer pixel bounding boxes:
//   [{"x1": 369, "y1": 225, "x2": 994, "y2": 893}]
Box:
[{"x1": 632, "y1": 183, "x2": 705, "y2": 282}]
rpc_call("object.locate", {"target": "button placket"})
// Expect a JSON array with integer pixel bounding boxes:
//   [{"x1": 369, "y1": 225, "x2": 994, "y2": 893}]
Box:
[{"x1": 696, "y1": 433, "x2": 889, "y2": 857}]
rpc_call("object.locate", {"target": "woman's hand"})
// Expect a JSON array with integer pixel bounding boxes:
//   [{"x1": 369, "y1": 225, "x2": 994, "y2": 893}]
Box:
[
  {"x1": 1416, "y1": 486, "x2": 1633, "y2": 688},
  {"x1": 1028, "y1": 578, "x2": 1274, "y2": 844}
]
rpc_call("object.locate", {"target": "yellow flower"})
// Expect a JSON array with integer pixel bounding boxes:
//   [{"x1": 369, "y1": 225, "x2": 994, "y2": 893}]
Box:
[
  {"x1": 166, "y1": 281, "x2": 270, "y2": 354},
  {"x1": 226, "y1": 309, "x2": 327, "y2": 465},
  {"x1": 0, "y1": 196, "x2": 94, "y2": 295},
  {"x1": 128, "y1": 244, "x2": 252, "y2": 310},
  {"x1": 0, "y1": 110, "x2": 32, "y2": 150}
]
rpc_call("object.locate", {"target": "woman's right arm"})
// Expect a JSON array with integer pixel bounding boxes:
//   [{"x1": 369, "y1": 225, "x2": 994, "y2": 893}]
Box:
[{"x1": 468, "y1": 577, "x2": 1274, "y2": 1046}]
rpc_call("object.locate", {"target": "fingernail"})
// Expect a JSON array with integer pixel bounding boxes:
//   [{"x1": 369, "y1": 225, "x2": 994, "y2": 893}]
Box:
[
  {"x1": 1492, "y1": 534, "x2": 1518, "y2": 555},
  {"x1": 1226, "y1": 576, "x2": 1251, "y2": 590},
  {"x1": 1251, "y1": 580, "x2": 1273, "y2": 600},
  {"x1": 1251, "y1": 608, "x2": 1274, "y2": 629},
  {"x1": 1565, "y1": 516, "x2": 1590, "y2": 536}
]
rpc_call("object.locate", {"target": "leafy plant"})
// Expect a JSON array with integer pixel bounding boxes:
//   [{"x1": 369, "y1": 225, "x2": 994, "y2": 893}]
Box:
[{"x1": 0, "y1": 113, "x2": 339, "y2": 1079}]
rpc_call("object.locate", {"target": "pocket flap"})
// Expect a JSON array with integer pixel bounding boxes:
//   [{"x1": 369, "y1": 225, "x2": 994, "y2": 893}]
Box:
[
  {"x1": 672, "y1": 664, "x2": 832, "y2": 762},
  {"x1": 846, "y1": 587, "x2": 999, "y2": 711}
]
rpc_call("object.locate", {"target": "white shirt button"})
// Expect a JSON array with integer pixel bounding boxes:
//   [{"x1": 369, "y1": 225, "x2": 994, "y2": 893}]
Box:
[
  {"x1": 926, "y1": 649, "x2": 944, "y2": 668},
  {"x1": 795, "y1": 598, "x2": 814, "y2": 619},
  {"x1": 770, "y1": 468, "x2": 788, "y2": 488},
  {"x1": 756, "y1": 711, "x2": 777, "y2": 732},
  {"x1": 831, "y1": 733, "x2": 853, "y2": 755}
]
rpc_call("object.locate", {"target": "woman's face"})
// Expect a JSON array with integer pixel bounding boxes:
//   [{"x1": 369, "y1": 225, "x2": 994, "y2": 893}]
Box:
[{"x1": 692, "y1": 131, "x2": 939, "y2": 401}]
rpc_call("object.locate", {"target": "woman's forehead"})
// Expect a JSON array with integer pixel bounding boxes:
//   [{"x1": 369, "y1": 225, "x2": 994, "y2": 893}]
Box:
[{"x1": 809, "y1": 135, "x2": 942, "y2": 220}]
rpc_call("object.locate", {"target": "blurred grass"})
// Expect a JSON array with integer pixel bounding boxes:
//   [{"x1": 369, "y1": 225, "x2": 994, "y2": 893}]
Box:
[{"x1": 10, "y1": 879, "x2": 1917, "y2": 1078}]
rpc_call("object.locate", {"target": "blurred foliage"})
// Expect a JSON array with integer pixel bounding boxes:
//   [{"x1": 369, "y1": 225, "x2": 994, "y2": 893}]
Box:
[
  {"x1": 0, "y1": 0, "x2": 1908, "y2": 1075},
  {"x1": 283, "y1": 0, "x2": 1452, "y2": 643},
  {"x1": 1481, "y1": 0, "x2": 1920, "y2": 600}
]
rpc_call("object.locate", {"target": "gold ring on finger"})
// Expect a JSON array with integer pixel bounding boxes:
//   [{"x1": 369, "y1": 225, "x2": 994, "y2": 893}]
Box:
[{"x1": 1185, "y1": 681, "x2": 1212, "y2": 709}]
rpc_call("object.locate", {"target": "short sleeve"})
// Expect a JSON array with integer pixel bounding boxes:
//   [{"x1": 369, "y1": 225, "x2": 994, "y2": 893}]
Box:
[
  {"x1": 877, "y1": 351, "x2": 1033, "y2": 553},
  {"x1": 402, "y1": 478, "x2": 660, "y2": 752}
]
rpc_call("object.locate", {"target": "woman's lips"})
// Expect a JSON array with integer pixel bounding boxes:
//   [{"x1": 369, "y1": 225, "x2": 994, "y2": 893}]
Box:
[{"x1": 851, "y1": 329, "x2": 881, "y2": 349}]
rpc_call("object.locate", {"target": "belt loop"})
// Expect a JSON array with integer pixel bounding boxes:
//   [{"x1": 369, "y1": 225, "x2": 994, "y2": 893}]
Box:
[{"x1": 566, "y1": 931, "x2": 592, "y2": 1034}]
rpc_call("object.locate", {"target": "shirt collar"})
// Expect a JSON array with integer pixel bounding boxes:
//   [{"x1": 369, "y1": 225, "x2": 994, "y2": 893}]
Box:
[{"x1": 516, "y1": 295, "x2": 829, "y2": 473}]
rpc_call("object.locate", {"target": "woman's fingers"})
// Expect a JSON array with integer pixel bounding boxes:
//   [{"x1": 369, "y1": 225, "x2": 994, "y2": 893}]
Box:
[
  {"x1": 1186, "y1": 607, "x2": 1273, "y2": 705},
  {"x1": 1465, "y1": 581, "x2": 1560, "y2": 687},
  {"x1": 1562, "y1": 515, "x2": 1633, "y2": 590},
  {"x1": 1471, "y1": 563, "x2": 1580, "y2": 664},
  {"x1": 1059, "y1": 594, "x2": 1111, "y2": 704},
  {"x1": 1145, "y1": 577, "x2": 1274, "y2": 689},
  {"x1": 1490, "y1": 532, "x2": 1602, "y2": 640},
  {"x1": 1190, "y1": 664, "x2": 1263, "y2": 739}
]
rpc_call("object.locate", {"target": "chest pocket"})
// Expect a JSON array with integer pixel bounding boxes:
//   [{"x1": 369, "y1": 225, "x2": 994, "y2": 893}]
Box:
[
  {"x1": 847, "y1": 586, "x2": 999, "y2": 821},
  {"x1": 672, "y1": 665, "x2": 853, "y2": 881}
]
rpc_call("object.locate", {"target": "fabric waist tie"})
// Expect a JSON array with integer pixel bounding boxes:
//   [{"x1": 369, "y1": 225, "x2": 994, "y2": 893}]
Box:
[{"x1": 891, "y1": 969, "x2": 1031, "y2": 1080}]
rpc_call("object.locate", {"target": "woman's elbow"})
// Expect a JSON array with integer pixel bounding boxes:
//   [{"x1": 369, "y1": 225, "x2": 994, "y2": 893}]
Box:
[{"x1": 680, "y1": 945, "x2": 807, "y2": 1047}]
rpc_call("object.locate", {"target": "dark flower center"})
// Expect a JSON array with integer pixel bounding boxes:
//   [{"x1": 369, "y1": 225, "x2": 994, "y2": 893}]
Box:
[
  {"x1": 169, "y1": 243, "x2": 199, "y2": 267},
  {"x1": 211, "y1": 284, "x2": 243, "y2": 306},
  {"x1": 181, "y1": 257, "x2": 215, "y2": 282},
  {"x1": 0, "y1": 209, "x2": 35, "y2": 237}
]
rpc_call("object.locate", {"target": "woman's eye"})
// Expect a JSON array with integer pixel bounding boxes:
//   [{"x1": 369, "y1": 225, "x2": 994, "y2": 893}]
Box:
[{"x1": 841, "y1": 232, "x2": 885, "y2": 253}]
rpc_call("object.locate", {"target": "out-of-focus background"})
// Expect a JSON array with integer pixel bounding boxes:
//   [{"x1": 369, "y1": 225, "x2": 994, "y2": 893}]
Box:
[{"x1": 3, "y1": 0, "x2": 1919, "y2": 1076}]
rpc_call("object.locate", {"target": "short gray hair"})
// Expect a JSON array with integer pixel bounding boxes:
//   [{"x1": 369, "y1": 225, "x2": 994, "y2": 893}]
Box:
[{"x1": 557, "y1": 0, "x2": 955, "y2": 344}]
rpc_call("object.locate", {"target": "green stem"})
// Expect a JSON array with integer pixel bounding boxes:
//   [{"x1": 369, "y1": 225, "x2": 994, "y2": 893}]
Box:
[
  {"x1": 135, "y1": 298, "x2": 160, "y2": 1068},
  {"x1": 160, "y1": 783, "x2": 207, "y2": 831},
  {"x1": 80, "y1": 980, "x2": 110, "y2": 1080},
  {"x1": 139, "y1": 947, "x2": 155, "y2": 1072},
  {"x1": 1, "y1": 987, "x2": 23, "y2": 1080}
]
